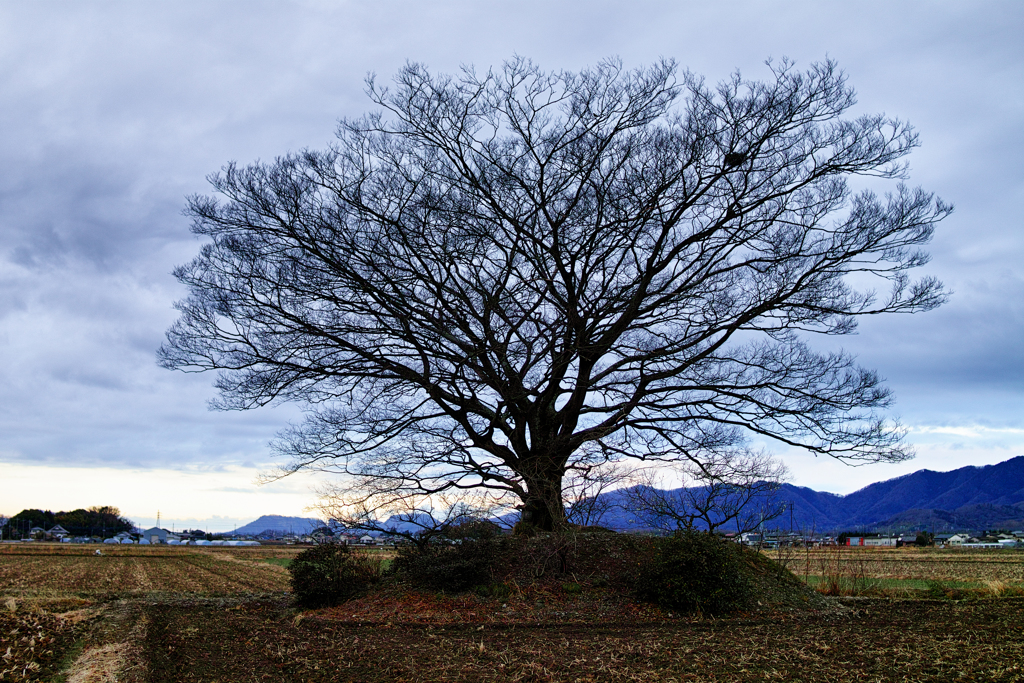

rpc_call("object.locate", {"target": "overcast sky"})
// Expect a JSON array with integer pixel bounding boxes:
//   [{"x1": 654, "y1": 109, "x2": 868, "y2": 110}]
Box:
[{"x1": 1, "y1": 1, "x2": 1022, "y2": 531}]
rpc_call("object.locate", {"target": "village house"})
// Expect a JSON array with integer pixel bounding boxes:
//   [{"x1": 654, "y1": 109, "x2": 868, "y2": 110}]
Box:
[
  {"x1": 142, "y1": 527, "x2": 182, "y2": 544},
  {"x1": 945, "y1": 533, "x2": 970, "y2": 547},
  {"x1": 143, "y1": 527, "x2": 167, "y2": 544},
  {"x1": 932, "y1": 533, "x2": 969, "y2": 547},
  {"x1": 844, "y1": 536, "x2": 898, "y2": 547}
]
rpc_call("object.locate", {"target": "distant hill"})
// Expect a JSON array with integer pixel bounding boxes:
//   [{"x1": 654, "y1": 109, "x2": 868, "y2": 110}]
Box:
[
  {"x1": 234, "y1": 457, "x2": 1024, "y2": 536},
  {"x1": 874, "y1": 504, "x2": 1024, "y2": 532},
  {"x1": 584, "y1": 456, "x2": 1024, "y2": 533},
  {"x1": 233, "y1": 515, "x2": 323, "y2": 536},
  {"x1": 768, "y1": 456, "x2": 1024, "y2": 531},
  {"x1": 825, "y1": 456, "x2": 1024, "y2": 525}
]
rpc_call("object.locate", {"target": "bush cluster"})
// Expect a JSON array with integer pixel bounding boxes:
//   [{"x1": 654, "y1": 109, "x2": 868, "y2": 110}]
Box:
[
  {"x1": 391, "y1": 538, "x2": 506, "y2": 592},
  {"x1": 289, "y1": 543, "x2": 381, "y2": 608},
  {"x1": 633, "y1": 530, "x2": 751, "y2": 615},
  {"x1": 291, "y1": 530, "x2": 758, "y2": 616}
]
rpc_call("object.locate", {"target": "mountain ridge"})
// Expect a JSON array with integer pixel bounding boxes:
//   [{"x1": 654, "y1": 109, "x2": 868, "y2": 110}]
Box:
[
  {"x1": 232, "y1": 515, "x2": 323, "y2": 536},
  {"x1": 617, "y1": 456, "x2": 1024, "y2": 532},
  {"x1": 777, "y1": 456, "x2": 1024, "y2": 530},
  {"x1": 226, "y1": 457, "x2": 1024, "y2": 535},
  {"x1": 572, "y1": 456, "x2": 1024, "y2": 533}
]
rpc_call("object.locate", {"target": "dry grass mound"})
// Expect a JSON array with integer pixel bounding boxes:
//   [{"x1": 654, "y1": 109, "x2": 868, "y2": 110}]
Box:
[{"x1": 299, "y1": 532, "x2": 833, "y2": 622}]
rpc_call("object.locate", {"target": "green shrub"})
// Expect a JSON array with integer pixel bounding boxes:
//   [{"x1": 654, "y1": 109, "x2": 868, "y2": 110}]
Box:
[
  {"x1": 472, "y1": 582, "x2": 512, "y2": 599},
  {"x1": 634, "y1": 531, "x2": 751, "y2": 615},
  {"x1": 392, "y1": 538, "x2": 504, "y2": 592},
  {"x1": 446, "y1": 519, "x2": 502, "y2": 541},
  {"x1": 925, "y1": 580, "x2": 971, "y2": 601},
  {"x1": 512, "y1": 520, "x2": 542, "y2": 537},
  {"x1": 289, "y1": 543, "x2": 381, "y2": 608}
]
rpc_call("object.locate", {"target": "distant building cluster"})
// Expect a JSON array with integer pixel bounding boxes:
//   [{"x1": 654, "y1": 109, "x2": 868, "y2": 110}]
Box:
[
  {"x1": 4, "y1": 517, "x2": 1023, "y2": 550},
  {"x1": 931, "y1": 532, "x2": 1024, "y2": 549},
  {"x1": 724, "y1": 530, "x2": 1024, "y2": 549},
  {"x1": 0, "y1": 519, "x2": 398, "y2": 546},
  {"x1": 0, "y1": 524, "x2": 261, "y2": 546}
]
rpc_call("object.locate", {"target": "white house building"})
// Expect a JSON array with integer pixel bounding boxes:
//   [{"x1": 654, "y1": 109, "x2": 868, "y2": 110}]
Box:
[{"x1": 143, "y1": 527, "x2": 180, "y2": 544}]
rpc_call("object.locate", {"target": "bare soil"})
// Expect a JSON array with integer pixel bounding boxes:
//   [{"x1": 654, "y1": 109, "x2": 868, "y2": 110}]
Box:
[
  {"x1": 3, "y1": 543, "x2": 1024, "y2": 681},
  {"x1": 139, "y1": 596, "x2": 1024, "y2": 682}
]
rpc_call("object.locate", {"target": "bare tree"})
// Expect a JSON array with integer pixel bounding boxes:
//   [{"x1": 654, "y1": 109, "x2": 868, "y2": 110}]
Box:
[
  {"x1": 622, "y1": 452, "x2": 789, "y2": 534},
  {"x1": 160, "y1": 57, "x2": 950, "y2": 532},
  {"x1": 314, "y1": 490, "x2": 508, "y2": 549},
  {"x1": 563, "y1": 463, "x2": 630, "y2": 528}
]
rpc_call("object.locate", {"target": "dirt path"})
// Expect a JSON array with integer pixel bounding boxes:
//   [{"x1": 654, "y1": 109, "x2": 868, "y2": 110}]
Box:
[
  {"x1": 129, "y1": 557, "x2": 154, "y2": 591},
  {"x1": 61, "y1": 601, "x2": 149, "y2": 683},
  {"x1": 66, "y1": 643, "x2": 132, "y2": 683}
]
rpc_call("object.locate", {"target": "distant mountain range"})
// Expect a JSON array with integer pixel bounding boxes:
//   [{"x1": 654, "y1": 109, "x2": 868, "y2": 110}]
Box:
[
  {"x1": 232, "y1": 457, "x2": 1024, "y2": 536},
  {"x1": 876, "y1": 504, "x2": 1024, "y2": 532},
  {"x1": 587, "y1": 456, "x2": 1024, "y2": 533},
  {"x1": 769, "y1": 455, "x2": 1024, "y2": 532},
  {"x1": 233, "y1": 515, "x2": 324, "y2": 536}
]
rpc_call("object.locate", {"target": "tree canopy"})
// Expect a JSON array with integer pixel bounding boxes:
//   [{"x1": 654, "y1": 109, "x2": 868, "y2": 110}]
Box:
[
  {"x1": 3, "y1": 506, "x2": 134, "y2": 539},
  {"x1": 160, "y1": 57, "x2": 949, "y2": 531}
]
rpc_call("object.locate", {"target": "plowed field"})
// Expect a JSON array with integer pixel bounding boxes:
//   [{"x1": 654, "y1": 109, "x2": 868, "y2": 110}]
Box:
[
  {"x1": 3, "y1": 544, "x2": 1024, "y2": 682},
  {"x1": 0, "y1": 545, "x2": 291, "y2": 596},
  {"x1": 140, "y1": 597, "x2": 1024, "y2": 682}
]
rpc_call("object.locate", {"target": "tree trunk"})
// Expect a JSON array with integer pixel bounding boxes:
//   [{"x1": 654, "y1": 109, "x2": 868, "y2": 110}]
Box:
[{"x1": 519, "y1": 474, "x2": 566, "y2": 532}]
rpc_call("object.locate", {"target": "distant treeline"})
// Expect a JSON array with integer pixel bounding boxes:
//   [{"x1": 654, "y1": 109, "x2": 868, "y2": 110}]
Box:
[{"x1": 2, "y1": 506, "x2": 134, "y2": 539}]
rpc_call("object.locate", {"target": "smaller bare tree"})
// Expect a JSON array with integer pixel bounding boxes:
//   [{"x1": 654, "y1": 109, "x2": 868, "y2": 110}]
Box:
[
  {"x1": 563, "y1": 463, "x2": 631, "y2": 529},
  {"x1": 623, "y1": 450, "x2": 788, "y2": 534},
  {"x1": 313, "y1": 489, "x2": 511, "y2": 550}
]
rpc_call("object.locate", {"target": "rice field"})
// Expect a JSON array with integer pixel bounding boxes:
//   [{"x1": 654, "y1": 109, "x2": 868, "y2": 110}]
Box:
[
  {"x1": 770, "y1": 545, "x2": 1024, "y2": 595},
  {"x1": 0, "y1": 543, "x2": 296, "y2": 596}
]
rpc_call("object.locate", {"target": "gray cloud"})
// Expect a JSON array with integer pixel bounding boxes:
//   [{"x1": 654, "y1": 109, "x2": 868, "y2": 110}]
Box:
[{"x1": 1, "y1": 0, "x2": 1022, "y2": 494}]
